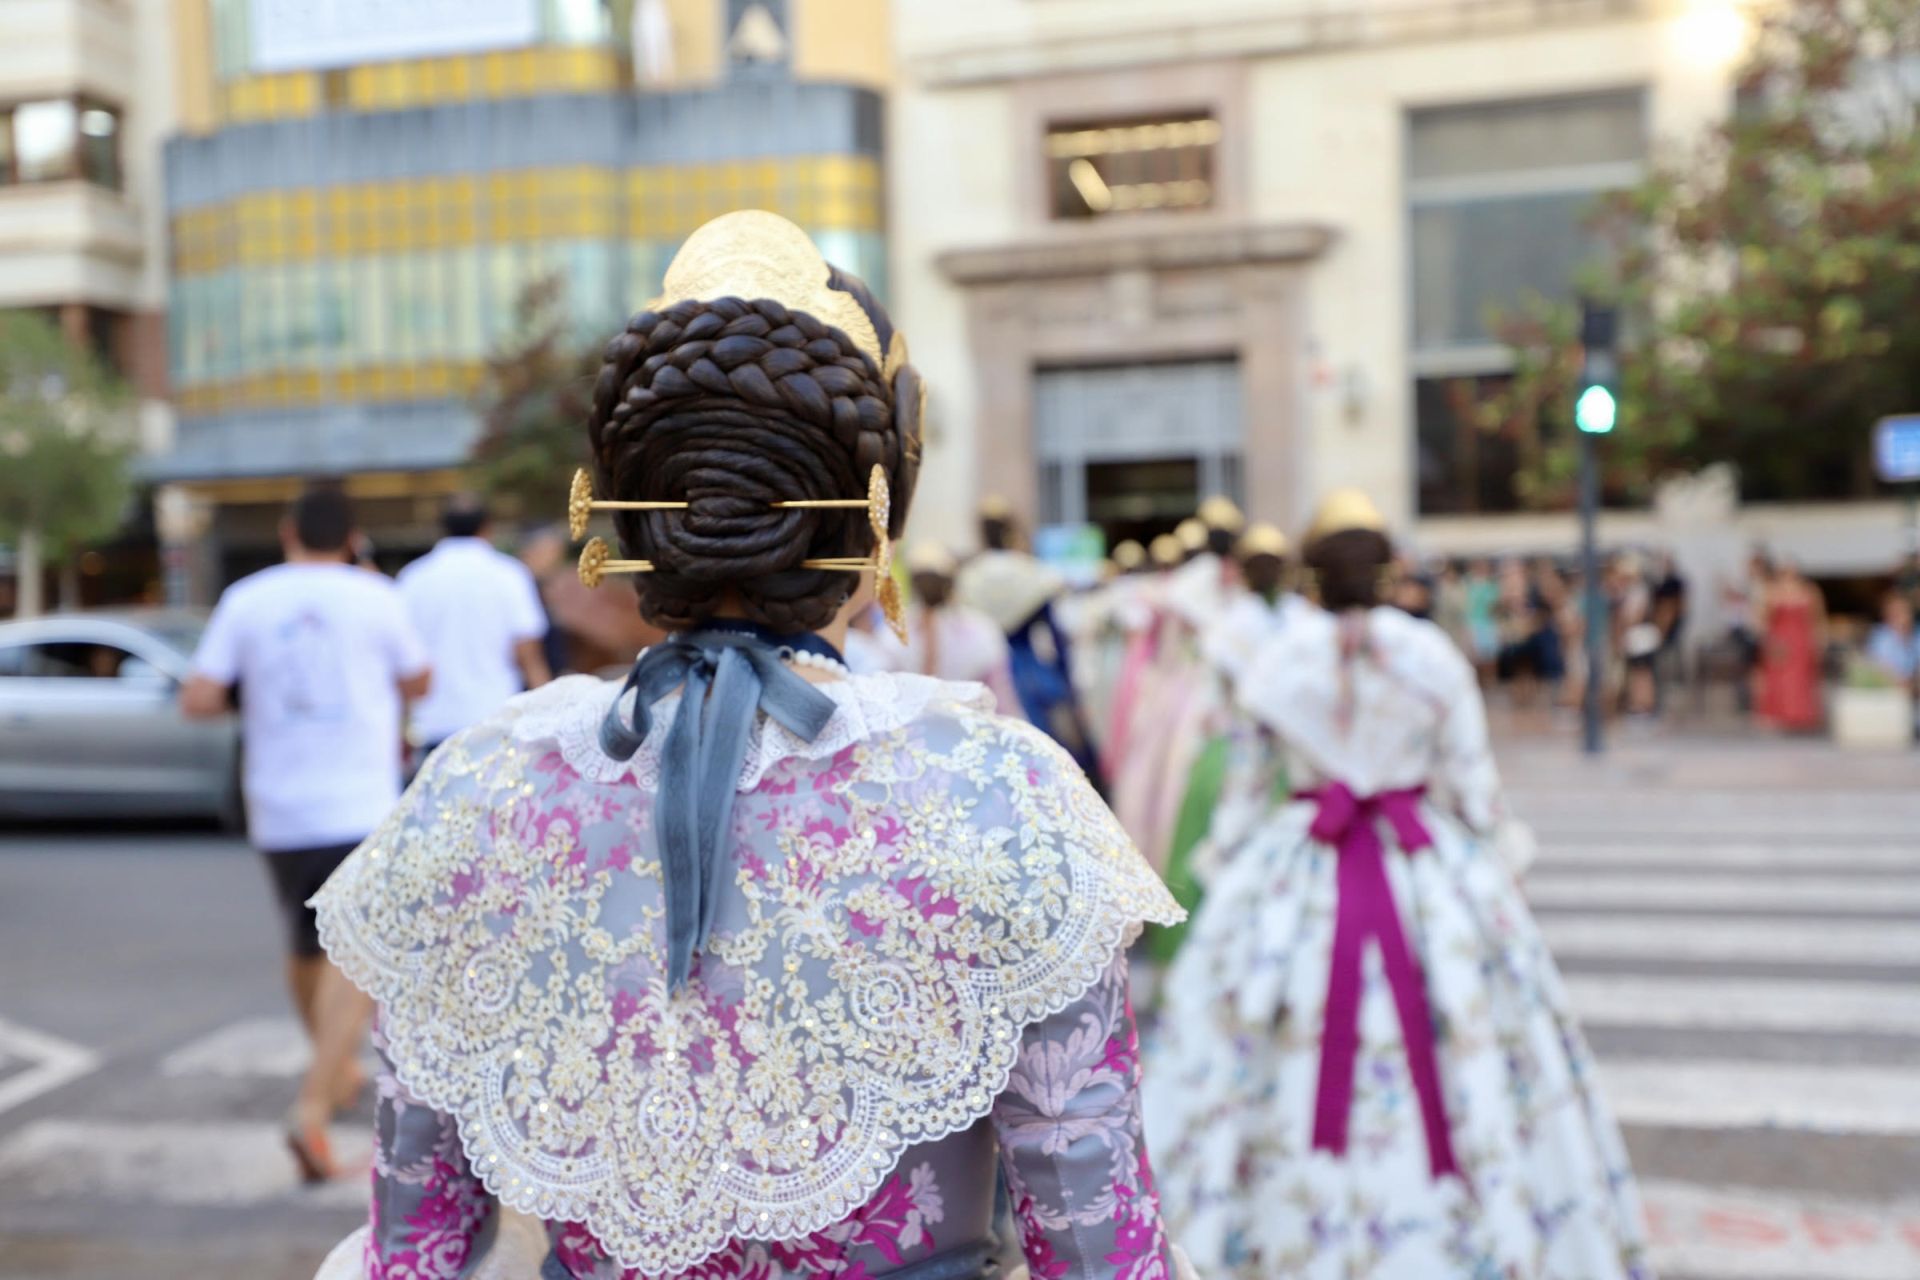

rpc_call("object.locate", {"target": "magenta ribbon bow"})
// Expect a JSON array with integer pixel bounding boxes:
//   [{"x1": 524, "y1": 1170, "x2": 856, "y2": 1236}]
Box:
[{"x1": 1304, "y1": 781, "x2": 1461, "y2": 1180}]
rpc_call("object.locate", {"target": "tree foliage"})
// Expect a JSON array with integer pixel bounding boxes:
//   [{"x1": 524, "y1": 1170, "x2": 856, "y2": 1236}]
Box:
[
  {"x1": 468, "y1": 276, "x2": 598, "y2": 521},
  {"x1": 0, "y1": 311, "x2": 134, "y2": 560},
  {"x1": 1472, "y1": 0, "x2": 1920, "y2": 507}
]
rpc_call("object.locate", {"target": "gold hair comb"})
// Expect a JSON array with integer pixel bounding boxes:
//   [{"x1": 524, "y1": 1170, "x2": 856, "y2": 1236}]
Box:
[{"x1": 570, "y1": 466, "x2": 904, "y2": 642}]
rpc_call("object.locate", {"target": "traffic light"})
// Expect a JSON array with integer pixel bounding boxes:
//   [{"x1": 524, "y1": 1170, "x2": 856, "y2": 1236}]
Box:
[
  {"x1": 1577, "y1": 301, "x2": 1619, "y2": 435},
  {"x1": 1576, "y1": 383, "x2": 1616, "y2": 435}
]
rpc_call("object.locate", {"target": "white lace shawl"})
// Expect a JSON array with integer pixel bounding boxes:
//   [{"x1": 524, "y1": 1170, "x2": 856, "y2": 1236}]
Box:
[{"x1": 313, "y1": 671, "x2": 1181, "y2": 1275}]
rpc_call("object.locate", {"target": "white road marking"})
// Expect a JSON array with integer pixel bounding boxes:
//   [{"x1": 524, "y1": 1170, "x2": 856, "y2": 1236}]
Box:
[
  {"x1": 0, "y1": 1018, "x2": 100, "y2": 1116},
  {"x1": 1528, "y1": 825, "x2": 1920, "y2": 844},
  {"x1": 1530, "y1": 842, "x2": 1920, "y2": 871},
  {"x1": 1539, "y1": 914, "x2": 1920, "y2": 966},
  {"x1": 1566, "y1": 973, "x2": 1920, "y2": 1036},
  {"x1": 159, "y1": 1016, "x2": 378, "y2": 1081},
  {"x1": 1640, "y1": 1179, "x2": 1920, "y2": 1280},
  {"x1": 1528, "y1": 873, "x2": 1920, "y2": 913},
  {"x1": 0, "y1": 1118, "x2": 369, "y2": 1207},
  {"x1": 161, "y1": 1017, "x2": 311, "y2": 1079},
  {"x1": 1603, "y1": 1059, "x2": 1920, "y2": 1135}
]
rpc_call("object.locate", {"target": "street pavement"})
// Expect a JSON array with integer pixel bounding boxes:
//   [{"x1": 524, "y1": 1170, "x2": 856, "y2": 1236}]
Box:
[{"x1": 0, "y1": 733, "x2": 1916, "y2": 1279}]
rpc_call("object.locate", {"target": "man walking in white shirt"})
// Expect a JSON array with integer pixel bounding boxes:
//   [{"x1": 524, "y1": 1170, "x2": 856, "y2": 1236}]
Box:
[
  {"x1": 398, "y1": 496, "x2": 552, "y2": 760},
  {"x1": 181, "y1": 483, "x2": 430, "y2": 1180}
]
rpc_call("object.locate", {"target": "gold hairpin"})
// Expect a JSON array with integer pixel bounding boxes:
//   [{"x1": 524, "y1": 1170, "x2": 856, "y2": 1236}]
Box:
[
  {"x1": 572, "y1": 465, "x2": 906, "y2": 644},
  {"x1": 569, "y1": 470, "x2": 689, "y2": 539}
]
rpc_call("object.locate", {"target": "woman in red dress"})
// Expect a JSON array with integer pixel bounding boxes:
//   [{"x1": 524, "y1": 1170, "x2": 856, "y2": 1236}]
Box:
[{"x1": 1756, "y1": 559, "x2": 1827, "y2": 732}]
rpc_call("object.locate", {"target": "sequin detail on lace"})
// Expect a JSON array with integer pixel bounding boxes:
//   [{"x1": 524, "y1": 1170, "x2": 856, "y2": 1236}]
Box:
[{"x1": 314, "y1": 674, "x2": 1180, "y2": 1275}]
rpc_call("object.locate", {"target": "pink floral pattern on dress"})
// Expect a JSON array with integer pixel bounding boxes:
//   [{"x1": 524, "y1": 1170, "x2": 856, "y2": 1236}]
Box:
[
  {"x1": 366, "y1": 1044, "x2": 493, "y2": 1280},
  {"x1": 996, "y1": 954, "x2": 1172, "y2": 1277},
  {"x1": 341, "y1": 676, "x2": 1178, "y2": 1278},
  {"x1": 539, "y1": 1162, "x2": 944, "y2": 1280},
  {"x1": 364, "y1": 963, "x2": 1172, "y2": 1279}
]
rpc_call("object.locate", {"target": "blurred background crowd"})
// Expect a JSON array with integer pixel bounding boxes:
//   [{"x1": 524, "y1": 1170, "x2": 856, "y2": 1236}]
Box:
[{"x1": 3, "y1": 0, "x2": 1920, "y2": 757}]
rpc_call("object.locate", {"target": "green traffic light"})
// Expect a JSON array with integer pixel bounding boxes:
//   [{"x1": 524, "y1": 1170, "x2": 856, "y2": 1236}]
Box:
[{"x1": 1576, "y1": 384, "x2": 1617, "y2": 435}]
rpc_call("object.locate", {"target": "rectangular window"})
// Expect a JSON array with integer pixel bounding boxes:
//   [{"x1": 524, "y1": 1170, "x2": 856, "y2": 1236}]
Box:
[
  {"x1": 0, "y1": 98, "x2": 122, "y2": 189},
  {"x1": 1033, "y1": 360, "x2": 1242, "y2": 544},
  {"x1": 78, "y1": 102, "x2": 121, "y2": 189},
  {"x1": 13, "y1": 100, "x2": 78, "y2": 182},
  {"x1": 1046, "y1": 113, "x2": 1218, "y2": 220},
  {"x1": 1407, "y1": 90, "x2": 1644, "y2": 514}
]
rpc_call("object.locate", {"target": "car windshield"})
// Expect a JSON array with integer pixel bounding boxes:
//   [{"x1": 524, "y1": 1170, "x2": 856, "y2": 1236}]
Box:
[{"x1": 145, "y1": 619, "x2": 206, "y2": 656}]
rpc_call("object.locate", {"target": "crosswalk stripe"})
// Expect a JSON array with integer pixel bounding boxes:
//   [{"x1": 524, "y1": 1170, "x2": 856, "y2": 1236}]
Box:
[
  {"x1": 1565, "y1": 973, "x2": 1920, "y2": 1036},
  {"x1": 1538, "y1": 914, "x2": 1920, "y2": 966},
  {"x1": 1603, "y1": 1059, "x2": 1920, "y2": 1135},
  {"x1": 1528, "y1": 873, "x2": 1920, "y2": 913},
  {"x1": 0, "y1": 1018, "x2": 101, "y2": 1117},
  {"x1": 1528, "y1": 823, "x2": 1918, "y2": 843},
  {"x1": 0, "y1": 1118, "x2": 369, "y2": 1208},
  {"x1": 160, "y1": 1017, "x2": 313, "y2": 1079},
  {"x1": 1639, "y1": 1179, "x2": 1920, "y2": 1280},
  {"x1": 1529, "y1": 843, "x2": 1920, "y2": 871}
]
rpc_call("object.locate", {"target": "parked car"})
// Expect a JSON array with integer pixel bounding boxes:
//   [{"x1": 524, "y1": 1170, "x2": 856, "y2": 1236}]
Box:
[{"x1": 0, "y1": 610, "x2": 241, "y2": 825}]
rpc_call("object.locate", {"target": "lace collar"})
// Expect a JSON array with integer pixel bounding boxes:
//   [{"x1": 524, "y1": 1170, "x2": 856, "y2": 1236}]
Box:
[{"x1": 506, "y1": 669, "x2": 998, "y2": 791}]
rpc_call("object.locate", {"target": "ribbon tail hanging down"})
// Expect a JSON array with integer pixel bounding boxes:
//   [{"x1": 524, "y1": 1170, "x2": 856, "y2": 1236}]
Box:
[
  {"x1": 1306, "y1": 783, "x2": 1460, "y2": 1180},
  {"x1": 599, "y1": 632, "x2": 837, "y2": 992}
]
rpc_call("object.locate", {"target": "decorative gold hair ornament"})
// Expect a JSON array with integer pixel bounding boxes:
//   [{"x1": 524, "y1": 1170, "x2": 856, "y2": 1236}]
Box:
[
  {"x1": 1174, "y1": 518, "x2": 1209, "y2": 554},
  {"x1": 649, "y1": 209, "x2": 883, "y2": 369},
  {"x1": 1306, "y1": 487, "x2": 1388, "y2": 544},
  {"x1": 572, "y1": 465, "x2": 905, "y2": 642},
  {"x1": 1238, "y1": 522, "x2": 1290, "y2": 560},
  {"x1": 906, "y1": 542, "x2": 958, "y2": 578},
  {"x1": 1198, "y1": 494, "x2": 1247, "y2": 535},
  {"x1": 1111, "y1": 539, "x2": 1147, "y2": 572}
]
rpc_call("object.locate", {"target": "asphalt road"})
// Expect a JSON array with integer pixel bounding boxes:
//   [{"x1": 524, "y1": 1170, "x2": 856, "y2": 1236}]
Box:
[{"x1": 0, "y1": 734, "x2": 1916, "y2": 1280}]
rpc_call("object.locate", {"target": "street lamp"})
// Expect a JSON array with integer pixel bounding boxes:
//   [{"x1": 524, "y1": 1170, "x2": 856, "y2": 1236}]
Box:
[{"x1": 1577, "y1": 301, "x2": 1618, "y2": 756}]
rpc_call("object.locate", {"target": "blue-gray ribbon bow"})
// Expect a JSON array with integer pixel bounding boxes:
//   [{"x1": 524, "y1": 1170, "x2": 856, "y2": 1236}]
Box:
[{"x1": 600, "y1": 630, "x2": 838, "y2": 991}]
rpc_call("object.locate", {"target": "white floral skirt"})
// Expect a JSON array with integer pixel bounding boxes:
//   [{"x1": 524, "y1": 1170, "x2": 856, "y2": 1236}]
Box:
[{"x1": 1143, "y1": 801, "x2": 1653, "y2": 1280}]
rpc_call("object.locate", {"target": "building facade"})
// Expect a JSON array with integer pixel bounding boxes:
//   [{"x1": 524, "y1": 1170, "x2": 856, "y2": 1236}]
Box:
[
  {"x1": 158, "y1": 0, "x2": 889, "y2": 594},
  {"x1": 888, "y1": 0, "x2": 1890, "y2": 565},
  {"x1": 0, "y1": 0, "x2": 177, "y2": 603}
]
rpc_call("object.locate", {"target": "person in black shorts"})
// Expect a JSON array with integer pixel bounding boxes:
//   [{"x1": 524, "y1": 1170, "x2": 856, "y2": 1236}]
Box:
[{"x1": 182, "y1": 484, "x2": 431, "y2": 1180}]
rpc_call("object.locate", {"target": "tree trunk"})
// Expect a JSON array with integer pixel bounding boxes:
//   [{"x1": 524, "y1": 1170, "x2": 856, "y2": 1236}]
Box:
[{"x1": 14, "y1": 524, "x2": 43, "y2": 618}]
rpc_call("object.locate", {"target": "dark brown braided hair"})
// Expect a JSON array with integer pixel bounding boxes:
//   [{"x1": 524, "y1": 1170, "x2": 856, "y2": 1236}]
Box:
[
  {"x1": 1305, "y1": 528, "x2": 1393, "y2": 611},
  {"x1": 586, "y1": 281, "x2": 923, "y2": 634}
]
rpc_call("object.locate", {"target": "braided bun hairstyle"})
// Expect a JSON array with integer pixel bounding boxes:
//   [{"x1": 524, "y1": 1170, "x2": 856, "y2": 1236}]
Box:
[
  {"x1": 1305, "y1": 528, "x2": 1393, "y2": 611},
  {"x1": 587, "y1": 281, "x2": 923, "y2": 634}
]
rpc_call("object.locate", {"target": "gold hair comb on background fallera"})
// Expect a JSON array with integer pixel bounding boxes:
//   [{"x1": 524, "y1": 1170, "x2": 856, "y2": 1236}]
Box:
[{"x1": 569, "y1": 466, "x2": 905, "y2": 641}]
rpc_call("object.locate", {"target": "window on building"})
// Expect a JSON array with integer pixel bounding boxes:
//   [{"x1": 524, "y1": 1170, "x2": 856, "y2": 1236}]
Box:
[
  {"x1": 1034, "y1": 360, "x2": 1242, "y2": 545},
  {"x1": 78, "y1": 103, "x2": 121, "y2": 188},
  {"x1": 0, "y1": 98, "x2": 123, "y2": 189},
  {"x1": 727, "y1": 0, "x2": 790, "y2": 75},
  {"x1": 548, "y1": 0, "x2": 613, "y2": 43},
  {"x1": 1047, "y1": 113, "x2": 1218, "y2": 220},
  {"x1": 1407, "y1": 90, "x2": 1643, "y2": 514}
]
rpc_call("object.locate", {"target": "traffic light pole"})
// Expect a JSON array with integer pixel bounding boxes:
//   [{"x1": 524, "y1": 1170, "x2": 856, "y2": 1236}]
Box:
[
  {"x1": 1575, "y1": 299, "x2": 1617, "y2": 758},
  {"x1": 1578, "y1": 426, "x2": 1603, "y2": 755}
]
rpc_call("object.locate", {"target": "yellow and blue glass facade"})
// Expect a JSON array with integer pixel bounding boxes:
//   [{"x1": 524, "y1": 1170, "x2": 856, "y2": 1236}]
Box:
[{"x1": 159, "y1": 5, "x2": 886, "y2": 484}]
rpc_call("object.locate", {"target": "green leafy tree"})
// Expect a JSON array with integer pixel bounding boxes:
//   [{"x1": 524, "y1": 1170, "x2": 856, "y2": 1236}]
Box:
[
  {"x1": 0, "y1": 312, "x2": 134, "y2": 617},
  {"x1": 1472, "y1": 0, "x2": 1920, "y2": 508},
  {"x1": 468, "y1": 275, "x2": 598, "y2": 522}
]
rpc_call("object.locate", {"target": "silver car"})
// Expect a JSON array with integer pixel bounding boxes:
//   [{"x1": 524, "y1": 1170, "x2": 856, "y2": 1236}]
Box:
[{"x1": 0, "y1": 610, "x2": 242, "y2": 825}]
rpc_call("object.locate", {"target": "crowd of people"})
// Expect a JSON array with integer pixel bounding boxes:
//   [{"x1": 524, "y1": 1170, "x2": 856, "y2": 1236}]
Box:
[
  {"x1": 1368, "y1": 545, "x2": 1920, "y2": 738},
  {"x1": 828, "y1": 488, "x2": 1652, "y2": 1278},
  {"x1": 196, "y1": 213, "x2": 1666, "y2": 1280}
]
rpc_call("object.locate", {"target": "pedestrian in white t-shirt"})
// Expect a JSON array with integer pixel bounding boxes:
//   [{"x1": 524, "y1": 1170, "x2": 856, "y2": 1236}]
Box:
[
  {"x1": 397, "y1": 496, "x2": 552, "y2": 757},
  {"x1": 181, "y1": 483, "x2": 430, "y2": 1182}
]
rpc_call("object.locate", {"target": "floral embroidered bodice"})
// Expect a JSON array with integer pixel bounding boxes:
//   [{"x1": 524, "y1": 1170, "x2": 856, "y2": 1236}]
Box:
[
  {"x1": 1237, "y1": 606, "x2": 1505, "y2": 831},
  {"x1": 315, "y1": 671, "x2": 1182, "y2": 1278}
]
